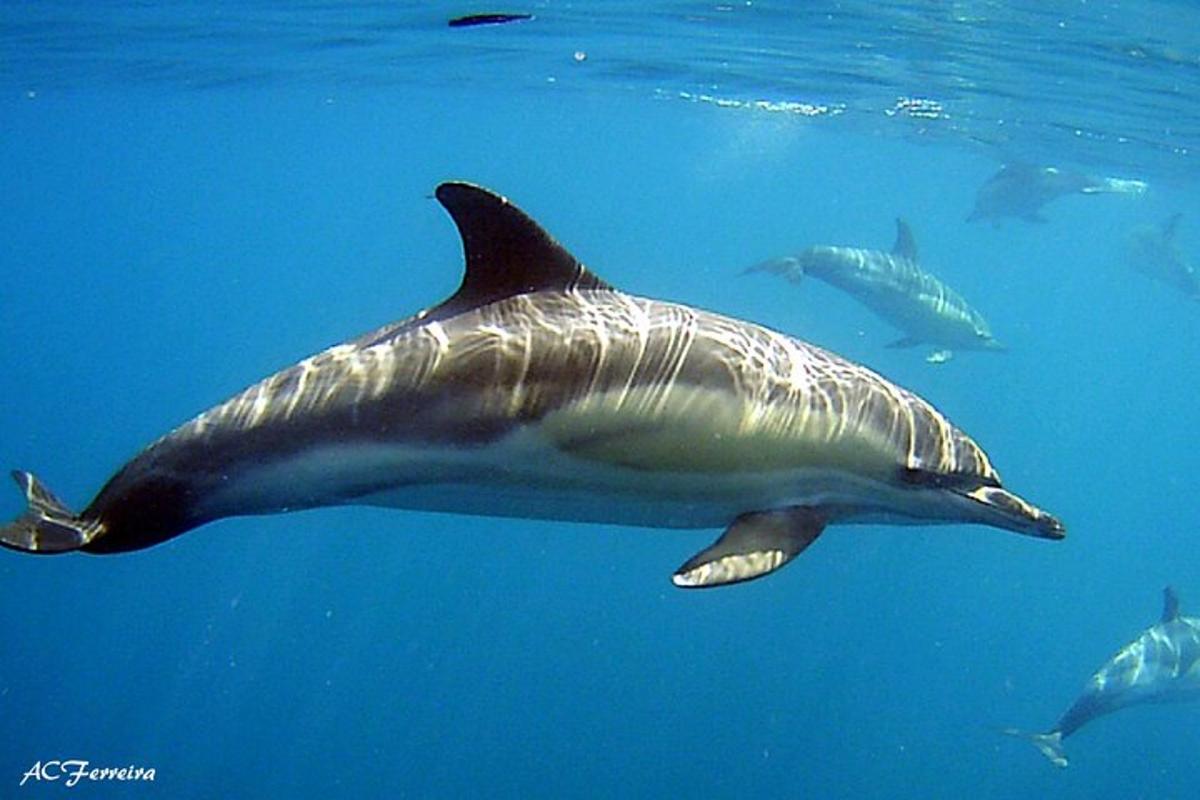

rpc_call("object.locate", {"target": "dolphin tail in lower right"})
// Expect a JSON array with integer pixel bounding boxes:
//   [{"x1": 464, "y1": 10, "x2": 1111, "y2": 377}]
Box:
[
  {"x1": 1001, "y1": 727, "x2": 1068, "y2": 768},
  {"x1": 0, "y1": 471, "x2": 104, "y2": 553},
  {"x1": 742, "y1": 256, "x2": 804, "y2": 284}
]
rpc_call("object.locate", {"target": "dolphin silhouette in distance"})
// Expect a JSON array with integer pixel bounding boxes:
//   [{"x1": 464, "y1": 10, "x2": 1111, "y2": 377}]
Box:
[
  {"x1": 1005, "y1": 587, "x2": 1200, "y2": 767},
  {"x1": 0, "y1": 182, "x2": 1063, "y2": 587},
  {"x1": 447, "y1": 13, "x2": 533, "y2": 28},
  {"x1": 746, "y1": 219, "x2": 1004, "y2": 360},
  {"x1": 967, "y1": 163, "x2": 1147, "y2": 224},
  {"x1": 1125, "y1": 214, "x2": 1200, "y2": 301}
]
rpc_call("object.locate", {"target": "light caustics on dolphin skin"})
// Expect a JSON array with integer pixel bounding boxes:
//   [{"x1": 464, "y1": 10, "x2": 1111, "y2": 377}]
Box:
[
  {"x1": 1005, "y1": 587, "x2": 1200, "y2": 768},
  {"x1": 748, "y1": 219, "x2": 1003, "y2": 360},
  {"x1": 0, "y1": 182, "x2": 1062, "y2": 589}
]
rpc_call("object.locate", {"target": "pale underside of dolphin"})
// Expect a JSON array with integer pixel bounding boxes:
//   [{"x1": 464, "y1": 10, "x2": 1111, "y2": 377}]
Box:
[
  {"x1": 1126, "y1": 213, "x2": 1200, "y2": 301},
  {"x1": 0, "y1": 182, "x2": 1063, "y2": 588},
  {"x1": 967, "y1": 162, "x2": 1147, "y2": 224},
  {"x1": 1005, "y1": 587, "x2": 1200, "y2": 767},
  {"x1": 747, "y1": 219, "x2": 1003, "y2": 358}
]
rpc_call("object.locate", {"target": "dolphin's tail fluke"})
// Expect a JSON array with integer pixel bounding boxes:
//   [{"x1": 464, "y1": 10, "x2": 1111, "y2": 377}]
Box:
[
  {"x1": 743, "y1": 256, "x2": 805, "y2": 284},
  {"x1": 1081, "y1": 176, "x2": 1148, "y2": 196},
  {"x1": 1002, "y1": 727, "x2": 1068, "y2": 768},
  {"x1": 0, "y1": 471, "x2": 104, "y2": 553}
]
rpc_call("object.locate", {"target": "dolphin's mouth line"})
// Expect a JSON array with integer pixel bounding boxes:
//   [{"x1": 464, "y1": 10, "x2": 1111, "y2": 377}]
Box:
[{"x1": 952, "y1": 484, "x2": 1065, "y2": 540}]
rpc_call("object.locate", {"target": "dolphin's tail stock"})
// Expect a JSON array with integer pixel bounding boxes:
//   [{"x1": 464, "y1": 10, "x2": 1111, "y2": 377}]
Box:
[
  {"x1": 1001, "y1": 727, "x2": 1068, "y2": 768},
  {"x1": 1082, "y1": 176, "x2": 1149, "y2": 196},
  {"x1": 0, "y1": 471, "x2": 104, "y2": 553},
  {"x1": 742, "y1": 255, "x2": 805, "y2": 284}
]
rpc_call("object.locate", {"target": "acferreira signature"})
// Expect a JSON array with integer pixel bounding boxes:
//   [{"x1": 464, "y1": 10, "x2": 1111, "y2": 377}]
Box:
[{"x1": 20, "y1": 760, "x2": 156, "y2": 788}]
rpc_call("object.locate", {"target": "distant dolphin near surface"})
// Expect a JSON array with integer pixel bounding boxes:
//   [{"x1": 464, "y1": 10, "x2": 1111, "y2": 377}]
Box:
[
  {"x1": 1125, "y1": 214, "x2": 1200, "y2": 301},
  {"x1": 0, "y1": 183, "x2": 1064, "y2": 588},
  {"x1": 1005, "y1": 587, "x2": 1200, "y2": 767},
  {"x1": 747, "y1": 219, "x2": 1003, "y2": 361},
  {"x1": 967, "y1": 163, "x2": 1147, "y2": 224},
  {"x1": 447, "y1": 13, "x2": 533, "y2": 28}
]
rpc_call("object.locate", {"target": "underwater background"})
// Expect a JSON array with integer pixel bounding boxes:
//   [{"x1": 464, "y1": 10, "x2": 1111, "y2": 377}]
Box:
[{"x1": 1, "y1": 2, "x2": 1198, "y2": 797}]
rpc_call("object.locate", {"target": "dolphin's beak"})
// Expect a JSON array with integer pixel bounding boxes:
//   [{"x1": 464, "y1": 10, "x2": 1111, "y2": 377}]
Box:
[
  {"x1": 743, "y1": 256, "x2": 804, "y2": 283},
  {"x1": 984, "y1": 338, "x2": 1008, "y2": 352}
]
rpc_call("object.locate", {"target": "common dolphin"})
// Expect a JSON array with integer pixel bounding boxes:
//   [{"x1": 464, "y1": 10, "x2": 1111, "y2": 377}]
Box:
[
  {"x1": 1125, "y1": 214, "x2": 1200, "y2": 301},
  {"x1": 0, "y1": 182, "x2": 1063, "y2": 587},
  {"x1": 1005, "y1": 587, "x2": 1200, "y2": 767},
  {"x1": 747, "y1": 219, "x2": 1003, "y2": 358},
  {"x1": 967, "y1": 163, "x2": 1147, "y2": 224}
]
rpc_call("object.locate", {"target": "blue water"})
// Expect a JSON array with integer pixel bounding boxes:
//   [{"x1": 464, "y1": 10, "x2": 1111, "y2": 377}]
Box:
[{"x1": 2, "y1": 3, "x2": 1199, "y2": 798}]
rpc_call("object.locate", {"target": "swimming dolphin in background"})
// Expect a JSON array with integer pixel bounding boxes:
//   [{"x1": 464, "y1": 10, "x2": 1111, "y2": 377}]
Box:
[
  {"x1": 747, "y1": 219, "x2": 1003, "y2": 360},
  {"x1": 0, "y1": 182, "x2": 1064, "y2": 588},
  {"x1": 967, "y1": 163, "x2": 1147, "y2": 224},
  {"x1": 1005, "y1": 587, "x2": 1200, "y2": 767},
  {"x1": 1125, "y1": 214, "x2": 1200, "y2": 301}
]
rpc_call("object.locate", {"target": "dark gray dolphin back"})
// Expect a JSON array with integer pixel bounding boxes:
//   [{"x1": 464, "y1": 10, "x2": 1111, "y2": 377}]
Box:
[{"x1": 0, "y1": 181, "x2": 615, "y2": 555}]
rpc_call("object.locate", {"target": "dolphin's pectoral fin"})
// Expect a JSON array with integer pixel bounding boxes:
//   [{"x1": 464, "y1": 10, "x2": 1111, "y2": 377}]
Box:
[
  {"x1": 671, "y1": 507, "x2": 825, "y2": 588},
  {"x1": 885, "y1": 336, "x2": 921, "y2": 349},
  {"x1": 925, "y1": 349, "x2": 953, "y2": 364},
  {"x1": 0, "y1": 471, "x2": 105, "y2": 553},
  {"x1": 1023, "y1": 212, "x2": 1048, "y2": 223}
]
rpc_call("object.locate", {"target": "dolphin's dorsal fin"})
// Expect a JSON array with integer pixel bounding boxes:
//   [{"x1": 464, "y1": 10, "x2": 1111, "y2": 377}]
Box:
[
  {"x1": 431, "y1": 182, "x2": 612, "y2": 321},
  {"x1": 1162, "y1": 586, "x2": 1181, "y2": 622},
  {"x1": 996, "y1": 161, "x2": 1041, "y2": 183},
  {"x1": 892, "y1": 219, "x2": 919, "y2": 261},
  {"x1": 349, "y1": 183, "x2": 614, "y2": 350},
  {"x1": 1163, "y1": 213, "x2": 1183, "y2": 243}
]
